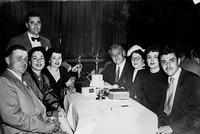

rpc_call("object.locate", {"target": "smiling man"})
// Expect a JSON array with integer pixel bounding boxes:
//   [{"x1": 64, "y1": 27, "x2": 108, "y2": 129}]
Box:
[
  {"x1": 158, "y1": 45, "x2": 200, "y2": 134},
  {"x1": 102, "y1": 44, "x2": 133, "y2": 89},
  {"x1": 7, "y1": 11, "x2": 51, "y2": 52},
  {"x1": 0, "y1": 45, "x2": 60, "y2": 133}
]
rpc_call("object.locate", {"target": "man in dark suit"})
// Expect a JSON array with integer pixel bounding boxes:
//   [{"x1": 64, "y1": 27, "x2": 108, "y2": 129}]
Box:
[
  {"x1": 6, "y1": 11, "x2": 81, "y2": 73},
  {"x1": 7, "y1": 11, "x2": 51, "y2": 51},
  {"x1": 158, "y1": 45, "x2": 200, "y2": 134},
  {"x1": 102, "y1": 44, "x2": 133, "y2": 89}
]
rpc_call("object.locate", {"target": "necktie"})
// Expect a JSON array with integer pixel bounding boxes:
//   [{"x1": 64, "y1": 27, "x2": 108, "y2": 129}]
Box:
[
  {"x1": 164, "y1": 77, "x2": 175, "y2": 115},
  {"x1": 31, "y1": 37, "x2": 40, "y2": 42},
  {"x1": 115, "y1": 66, "x2": 120, "y2": 82}
]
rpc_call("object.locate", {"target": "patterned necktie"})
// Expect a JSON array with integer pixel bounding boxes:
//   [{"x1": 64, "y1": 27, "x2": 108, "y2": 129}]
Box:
[
  {"x1": 31, "y1": 37, "x2": 40, "y2": 42},
  {"x1": 115, "y1": 66, "x2": 120, "y2": 82},
  {"x1": 164, "y1": 77, "x2": 175, "y2": 115}
]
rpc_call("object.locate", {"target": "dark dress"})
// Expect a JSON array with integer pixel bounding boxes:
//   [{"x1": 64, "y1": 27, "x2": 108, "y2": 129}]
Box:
[
  {"x1": 26, "y1": 67, "x2": 50, "y2": 95},
  {"x1": 134, "y1": 69, "x2": 168, "y2": 114},
  {"x1": 43, "y1": 66, "x2": 71, "y2": 101}
]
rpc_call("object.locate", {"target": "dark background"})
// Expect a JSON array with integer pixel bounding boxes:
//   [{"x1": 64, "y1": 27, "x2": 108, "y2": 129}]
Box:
[{"x1": 0, "y1": 0, "x2": 199, "y2": 73}]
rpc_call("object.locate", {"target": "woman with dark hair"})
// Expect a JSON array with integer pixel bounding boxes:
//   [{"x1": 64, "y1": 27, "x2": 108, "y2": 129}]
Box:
[
  {"x1": 23, "y1": 47, "x2": 47, "y2": 100},
  {"x1": 43, "y1": 47, "x2": 75, "y2": 107},
  {"x1": 23, "y1": 46, "x2": 60, "y2": 116},
  {"x1": 134, "y1": 45, "x2": 168, "y2": 114}
]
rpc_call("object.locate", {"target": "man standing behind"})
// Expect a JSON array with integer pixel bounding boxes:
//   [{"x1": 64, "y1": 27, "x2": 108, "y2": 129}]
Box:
[
  {"x1": 102, "y1": 44, "x2": 133, "y2": 89},
  {"x1": 158, "y1": 45, "x2": 200, "y2": 134},
  {"x1": 7, "y1": 11, "x2": 51, "y2": 51},
  {"x1": 0, "y1": 45, "x2": 60, "y2": 133}
]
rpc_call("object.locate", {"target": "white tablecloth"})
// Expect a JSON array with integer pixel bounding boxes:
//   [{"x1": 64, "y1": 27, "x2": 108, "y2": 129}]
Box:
[{"x1": 64, "y1": 93, "x2": 158, "y2": 134}]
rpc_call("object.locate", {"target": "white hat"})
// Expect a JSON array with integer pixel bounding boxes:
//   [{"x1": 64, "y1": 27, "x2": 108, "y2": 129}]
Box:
[{"x1": 127, "y1": 45, "x2": 145, "y2": 57}]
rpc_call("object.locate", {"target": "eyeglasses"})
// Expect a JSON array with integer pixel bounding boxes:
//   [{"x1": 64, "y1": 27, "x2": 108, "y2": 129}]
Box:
[{"x1": 131, "y1": 57, "x2": 142, "y2": 62}]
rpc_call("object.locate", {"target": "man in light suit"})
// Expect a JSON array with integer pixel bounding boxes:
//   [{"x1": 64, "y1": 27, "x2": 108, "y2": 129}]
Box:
[
  {"x1": 102, "y1": 44, "x2": 133, "y2": 89},
  {"x1": 158, "y1": 45, "x2": 200, "y2": 134},
  {"x1": 0, "y1": 45, "x2": 60, "y2": 133},
  {"x1": 7, "y1": 11, "x2": 51, "y2": 52}
]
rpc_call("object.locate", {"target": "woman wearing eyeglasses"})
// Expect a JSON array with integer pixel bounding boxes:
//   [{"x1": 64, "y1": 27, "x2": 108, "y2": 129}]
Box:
[{"x1": 127, "y1": 45, "x2": 146, "y2": 82}]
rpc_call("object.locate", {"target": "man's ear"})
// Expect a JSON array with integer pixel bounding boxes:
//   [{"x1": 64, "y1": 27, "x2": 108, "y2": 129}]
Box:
[
  {"x1": 122, "y1": 50, "x2": 126, "y2": 56},
  {"x1": 5, "y1": 57, "x2": 10, "y2": 65},
  {"x1": 25, "y1": 23, "x2": 28, "y2": 29},
  {"x1": 177, "y1": 57, "x2": 181, "y2": 66}
]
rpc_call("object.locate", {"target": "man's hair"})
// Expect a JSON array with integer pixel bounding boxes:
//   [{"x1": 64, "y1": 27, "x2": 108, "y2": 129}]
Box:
[
  {"x1": 159, "y1": 45, "x2": 179, "y2": 60},
  {"x1": 109, "y1": 44, "x2": 126, "y2": 56},
  {"x1": 5, "y1": 45, "x2": 27, "y2": 58},
  {"x1": 28, "y1": 47, "x2": 46, "y2": 62},
  {"x1": 191, "y1": 48, "x2": 200, "y2": 59},
  {"x1": 24, "y1": 11, "x2": 41, "y2": 23}
]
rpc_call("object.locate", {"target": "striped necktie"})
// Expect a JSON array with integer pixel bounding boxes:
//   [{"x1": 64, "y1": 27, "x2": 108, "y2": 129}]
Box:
[{"x1": 115, "y1": 66, "x2": 120, "y2": 82}]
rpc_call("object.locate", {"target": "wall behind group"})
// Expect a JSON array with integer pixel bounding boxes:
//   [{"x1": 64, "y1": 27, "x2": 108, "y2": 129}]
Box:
[{"x1": 0, "y1": 0, "x2": 199, "y2": 73}]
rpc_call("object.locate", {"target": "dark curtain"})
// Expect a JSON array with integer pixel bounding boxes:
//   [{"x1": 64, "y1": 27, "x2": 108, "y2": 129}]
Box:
[
  {"x1": 0, "y1": 1, "x2": 128, "y2": 57},
  {"x1": 0, "y1": 1, "x2": 129, "y2": 73},
  {"x1": 1, "y1": 0, "x2": 199, "y2": 74},
  {"x1": 60, "y1": 1, "x2": 128, "y2": 59}
]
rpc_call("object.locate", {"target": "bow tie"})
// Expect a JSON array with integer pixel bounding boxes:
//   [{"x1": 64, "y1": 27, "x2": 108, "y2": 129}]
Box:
[{"x1": 31, "y1": 37, "x2": 40, "y2": 42}]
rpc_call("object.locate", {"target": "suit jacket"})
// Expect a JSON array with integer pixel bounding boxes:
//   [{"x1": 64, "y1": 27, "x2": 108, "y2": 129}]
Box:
[
  {"x1": 0, "y1": 69, "x2": 54, "y2": 134},
  {"x1": 158, "y1": 69, "x2": 200, "y2": 134},
  {"x1": 7, "y1": 32, "x2": 51, "y2": 51},
  {"x1": 23, "y1": 71, "x2": 44, "y2": 101},
  {"x1": 102, "y1": 59, "x2": 133, "y2": 88}
]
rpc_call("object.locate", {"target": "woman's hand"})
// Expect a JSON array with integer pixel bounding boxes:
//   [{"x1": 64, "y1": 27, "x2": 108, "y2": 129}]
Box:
[
  {"x1": 65, "y1": 79, "x2": 76, "y2": 93},
  {"x1": 71, "y1": 64, "x2": 82, "y2": 72}
]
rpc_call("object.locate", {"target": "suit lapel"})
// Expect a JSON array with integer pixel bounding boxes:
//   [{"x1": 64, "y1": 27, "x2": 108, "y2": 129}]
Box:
[
  {"x1": 118, "y1": 60, "x2": 128, "y2": 81},
  {"x1": 24, "y1": 32, "x2": 33, "y2": 51},
  {"x1": 5, "y1": 69, "x2": 28, "y2": 90},
  {"x1": 40, "y1": 36, "x2": 49, "y2": 50},
  {"x1": 4, "y1": 69, "x2": 46, "y2": 116},
  {"x1": 171, "y1": 70, "x2": 185, "y2": 113},
  {"x1": 40, "y1": 36, "x2": 45, "y2": 46}
]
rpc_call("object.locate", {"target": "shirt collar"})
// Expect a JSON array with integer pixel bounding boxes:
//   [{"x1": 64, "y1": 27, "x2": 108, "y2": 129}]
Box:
[
  {"x1": 169, "y1": 67, "x2": 181, "y2": 83},
  {"x1": 27, "y1": 31, "x2": 39, "y2": 38},
  {"x1": 7, "y1": 68, "x2": 23, "y2": 81},
  {"x1": 117, "y1": 58, "x2": 126, "y2": 69}
]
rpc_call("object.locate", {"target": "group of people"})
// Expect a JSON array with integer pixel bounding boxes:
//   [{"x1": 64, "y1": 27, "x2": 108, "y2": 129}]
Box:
[
  {"x1": 1, "y1": 10, "x2": 200, "y2": 134},
  {"x1": 101, "y1": 43, "x2": 200, "y2": 134},
  {"x1": 0, "y1": 11, "x2": 77, "y2": 133}
]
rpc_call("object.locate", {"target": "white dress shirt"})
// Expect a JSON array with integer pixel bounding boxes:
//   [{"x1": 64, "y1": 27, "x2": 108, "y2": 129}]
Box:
[
  {"x1": 165, "y1": 67, "x2": 182, "y2": 114},
  {"x1": 116, "y1": 59, "x2": 126, "y2": 80},
  {"x1": 27, "y1": 32, "x2": 41, "y2": 48}
]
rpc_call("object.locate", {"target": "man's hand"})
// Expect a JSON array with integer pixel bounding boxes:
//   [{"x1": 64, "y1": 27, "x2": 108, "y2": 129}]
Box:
[{"x1": 159, "y1": 125, "x2": 173, "y2": 134}]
